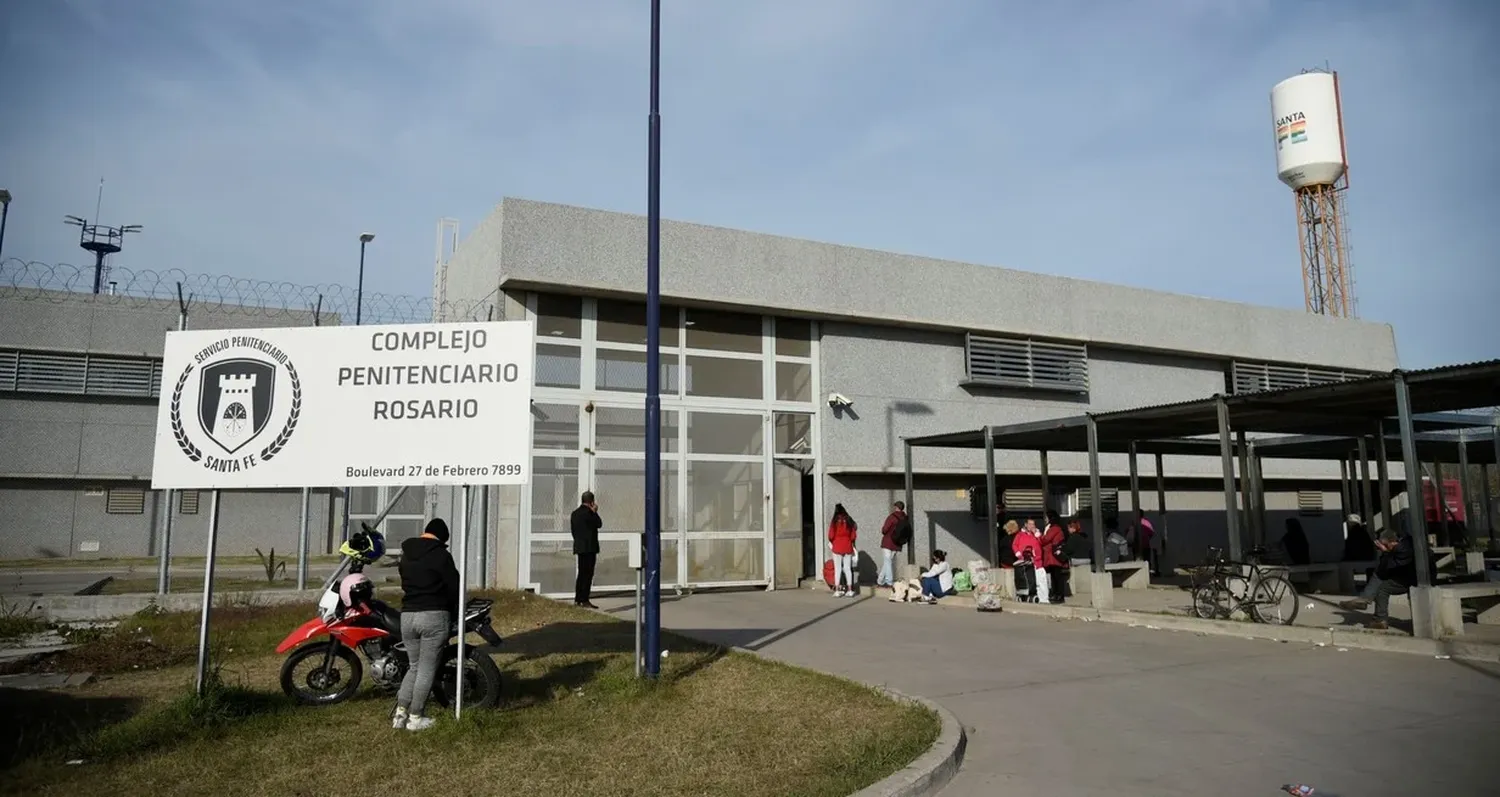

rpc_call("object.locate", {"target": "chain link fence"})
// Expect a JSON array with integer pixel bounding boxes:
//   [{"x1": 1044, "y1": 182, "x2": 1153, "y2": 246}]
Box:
[{"x1": 0, "y1": 258, "x2": 495, "y2": 324}]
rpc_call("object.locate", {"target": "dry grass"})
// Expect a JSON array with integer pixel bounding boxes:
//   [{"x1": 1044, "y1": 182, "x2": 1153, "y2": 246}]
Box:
[{"x1": 3, "y1": 591, "x2": 939, "y2": 797}]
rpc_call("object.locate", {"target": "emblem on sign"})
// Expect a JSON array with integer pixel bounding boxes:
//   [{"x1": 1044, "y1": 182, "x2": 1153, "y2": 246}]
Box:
[{"x1": 169, "y1": 336, "x2": 302, "y2": 473}]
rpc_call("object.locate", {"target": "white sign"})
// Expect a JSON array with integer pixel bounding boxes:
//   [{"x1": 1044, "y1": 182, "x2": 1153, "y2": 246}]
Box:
[{"x1": 150, "y1": 322, "x2": 534, "y2": 489}]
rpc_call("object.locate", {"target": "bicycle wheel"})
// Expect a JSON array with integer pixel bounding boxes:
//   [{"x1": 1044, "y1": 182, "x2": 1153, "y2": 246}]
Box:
[
  {"x1": 1222, "y1": 574, "x2": 1253, "y2": 621},
  {"x1": 1191, "y1": 583, "x2": 1226, "y2": 619},
  {"x1": 1250, "y1": 575, "x2": 1300, "y2": 625}
]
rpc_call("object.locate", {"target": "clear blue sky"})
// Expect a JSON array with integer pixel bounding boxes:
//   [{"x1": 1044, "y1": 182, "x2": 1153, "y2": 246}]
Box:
[{"x1": 1, "y1": 0, "x2": 1495, "y2": 367}]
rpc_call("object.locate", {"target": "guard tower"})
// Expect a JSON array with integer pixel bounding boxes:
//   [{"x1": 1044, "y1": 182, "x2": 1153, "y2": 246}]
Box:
[{"x1": 213, "y1": 374, "x2": 258, "y2": 450}]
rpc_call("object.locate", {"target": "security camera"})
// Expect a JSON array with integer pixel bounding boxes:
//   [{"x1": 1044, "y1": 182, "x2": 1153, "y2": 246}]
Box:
[{"x1": 827, "y1": 392, "x2": 852, "y2": 408}]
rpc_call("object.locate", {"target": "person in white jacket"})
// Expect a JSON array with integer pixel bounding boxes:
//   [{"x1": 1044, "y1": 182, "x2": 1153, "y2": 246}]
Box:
[{"x1": 917, "y1": 550, "x2": 954, "y2": 604}]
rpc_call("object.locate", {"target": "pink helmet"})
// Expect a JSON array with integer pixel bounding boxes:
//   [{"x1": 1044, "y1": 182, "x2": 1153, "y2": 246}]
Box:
[{"x1": 338, "y1": 573, "x2": 373, "y2": 607}]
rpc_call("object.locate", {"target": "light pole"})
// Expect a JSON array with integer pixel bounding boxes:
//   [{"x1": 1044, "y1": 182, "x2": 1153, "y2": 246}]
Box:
[
  {"x1": 642, "y1": 0, "x2": 664, "y2": 679},
  {"x1": 356, "y1": 232, "x2": 374, "y2": 325},
  {"x1": 343, "y1": 232, "x2": 375, "y2": 543},
  {"x1": 0, "y1": 189, "x2": 11, "y2": 259}
]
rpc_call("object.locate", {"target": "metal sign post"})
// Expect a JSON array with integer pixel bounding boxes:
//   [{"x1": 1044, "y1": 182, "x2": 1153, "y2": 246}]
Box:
[
  {"x1": 630, "y1": 532, "x2": 644, "y2": 678},
  {"x1": 296, "y1": 488, "x2": 311, "y2": 590},
  {"x1": 157, "y1": 285, "x2": 190, "y2": 594},
  {"x1": 194, "y1": 489, "x2": 223, "y2": 695},
  {"x1": 455, "y1": 484, "x2": 471, "y2": 719}
]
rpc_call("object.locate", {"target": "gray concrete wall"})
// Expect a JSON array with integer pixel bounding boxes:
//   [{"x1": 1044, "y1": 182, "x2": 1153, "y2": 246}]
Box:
[
  {"x1": 0, "y1": 482, "x2": 338, "y2": 559},
  {"x1": 0, "y1": 291, "x2": 328, "y2": 357},
  {"x1": 816, "y1": 320, "x2": 1342, "y2": 481},
  {"x1": 480, "y1": 197, "x2": 1399, "y2": 370}
]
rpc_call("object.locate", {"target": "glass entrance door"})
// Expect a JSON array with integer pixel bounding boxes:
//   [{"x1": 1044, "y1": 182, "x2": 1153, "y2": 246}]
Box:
[{"x1": 584, "y1": 404, "x2": 682, "y2": 591}]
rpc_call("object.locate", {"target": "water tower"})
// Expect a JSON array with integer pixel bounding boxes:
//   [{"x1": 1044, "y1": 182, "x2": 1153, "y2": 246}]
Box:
[{"x1": 1270, "y1": 69, "x2": 1355, "y2": 318}]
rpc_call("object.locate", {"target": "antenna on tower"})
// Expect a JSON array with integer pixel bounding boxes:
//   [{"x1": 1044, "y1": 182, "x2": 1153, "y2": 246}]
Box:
[
  {"x1": 65, "y1": 180, "x2": 142, "y2": 295},
  {"x1": 1270, "y1": 68, "x2": 1356, "y2": 318}
]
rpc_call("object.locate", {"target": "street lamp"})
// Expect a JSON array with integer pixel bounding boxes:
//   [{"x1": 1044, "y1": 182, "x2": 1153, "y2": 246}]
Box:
[
  {"x1": 356, "y1": 232, "x2": 375, "y2": 325},
  {"x1": 0, "y1": 189, "x2": 11, "y2": 259}
]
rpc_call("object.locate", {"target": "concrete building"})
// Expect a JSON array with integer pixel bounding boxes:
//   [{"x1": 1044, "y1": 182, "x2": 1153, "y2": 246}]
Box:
[
  {"x1": 0, "y1": 290, "x2": 343, "y2": 560},
  {"x1": 0, "y1": 199, "x2": 1402, "y2": 591},
  {"x1": 438, "y1": 198, "x2": 1400, "y2": 596}
]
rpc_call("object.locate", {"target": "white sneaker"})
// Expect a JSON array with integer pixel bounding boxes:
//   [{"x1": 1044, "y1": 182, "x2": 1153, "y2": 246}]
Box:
[
  {"x1": 405, "y1": 715, "x2": 436, "y2": 731},
  {"x1": 391, "y1": 708, "x2": 409, "y2": 729}
]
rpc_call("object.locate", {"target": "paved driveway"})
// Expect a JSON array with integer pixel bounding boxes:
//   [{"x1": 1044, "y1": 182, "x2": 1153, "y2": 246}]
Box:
[{"x1": 600, "y1": 589, "x2": 1497, "y2": 797}]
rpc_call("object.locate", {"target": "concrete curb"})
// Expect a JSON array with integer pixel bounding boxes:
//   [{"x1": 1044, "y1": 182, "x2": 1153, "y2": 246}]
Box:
[
  {"x1": 728, "y1": 646, "x2": 966, "y2": 797},
  {"x1": 21, "y1": 589, "x2": 325, "y2": 622},
  {"x1": 970, "y1": 599, "x2": 1500, "y2": 663}
]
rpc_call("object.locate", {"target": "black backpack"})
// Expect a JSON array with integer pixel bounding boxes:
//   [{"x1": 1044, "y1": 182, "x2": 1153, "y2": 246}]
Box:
[{"x1": 892, "y1": 513, "x2": 913, "y2": 547}]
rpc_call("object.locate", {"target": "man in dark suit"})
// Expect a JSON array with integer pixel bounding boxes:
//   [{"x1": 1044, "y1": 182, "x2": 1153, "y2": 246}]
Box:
[{"x1": 570, "y1": 490, "x2": 603, "y2": 608}]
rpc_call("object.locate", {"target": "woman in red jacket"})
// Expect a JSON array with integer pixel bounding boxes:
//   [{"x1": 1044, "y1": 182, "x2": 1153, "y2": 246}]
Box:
[
  {"x1": 1012, "y1": 519, "x2": 1049, "y2": 603},
  {"x1": 828, "y1": 504, "x2": 858, "y2": 597},
  {"x1": 1038, "y1": 512, "x2": 1067, "y2": 604}
]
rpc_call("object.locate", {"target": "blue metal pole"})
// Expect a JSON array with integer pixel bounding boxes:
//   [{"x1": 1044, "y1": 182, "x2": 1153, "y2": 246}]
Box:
[{"x1": 643, "y1": 0, "x2": 664, "y2": 679}]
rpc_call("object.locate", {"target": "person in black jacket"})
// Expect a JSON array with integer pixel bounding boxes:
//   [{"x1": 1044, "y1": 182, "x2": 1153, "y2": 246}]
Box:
[
  {"x1": 1340, "y1": 529, "x2": 1417, "y2": 630},
  {"x1": 571, "y1": 491, "x2": 603, "y2": 608},
  {"x1": 394, "y1": 518, "x2": 460, "y2": 731}
]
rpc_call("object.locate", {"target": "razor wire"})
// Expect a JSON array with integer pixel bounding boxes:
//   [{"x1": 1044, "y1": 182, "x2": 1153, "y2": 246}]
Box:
[{"x1": 0, "y1": 258, "x2": 496, "y2": 325}]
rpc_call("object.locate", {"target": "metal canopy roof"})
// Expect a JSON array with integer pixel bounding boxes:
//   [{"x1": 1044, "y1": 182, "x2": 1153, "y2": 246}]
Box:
[{"x1": 905, "y1": 360, "x2": 1500, "y2": 459}]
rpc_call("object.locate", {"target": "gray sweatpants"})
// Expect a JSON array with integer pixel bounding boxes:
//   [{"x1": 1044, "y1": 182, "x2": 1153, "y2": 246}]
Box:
[{"x1": 397, "y1": 609, "x2": 450, "y2": 716}]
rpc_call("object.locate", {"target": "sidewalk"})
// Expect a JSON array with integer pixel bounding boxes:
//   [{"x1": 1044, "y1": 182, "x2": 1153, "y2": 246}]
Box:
[{"x1": 597, "y1": 588, "x2": 1498, "y2": 797}]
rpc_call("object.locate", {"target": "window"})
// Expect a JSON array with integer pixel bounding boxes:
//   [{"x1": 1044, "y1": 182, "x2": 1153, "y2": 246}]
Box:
[
  {"x1": 534, "y1": 294, "x2": 582, "y2": 339},
  {"x1": 964, "y1": 334, "x2": 1089, "y2": 394},
  {"x1": 532, "y1": 403, "x2": 581, "y2": 451},
  {"x1": 591, "y1": 406, "x2": 679, "y2": 453},
  {"x1": 349, "y1": 487, "x2": 380, "y2": 515},
  {"x1": 773, "y1": 413, "x2": 813, "y2": 455},
  {"x1": 531, "y1": 456, "x2": 580, "y2": 533},
  {"x1": 685, "y1": 356, "x2": 762, "y2": 400},
  {"x1": 0, "y1": 349, "x2": 162, "y2": 398},
  {"x1": 596, "y1": 349, "x2": 682, "y2": 394},
  {"x1": 536, "y1": 344, "x2": 582, "y2": 389},
  {"x1": 774, "y1": 318, "x2": 812, "y2": 357},
  {"x1": 684, "y1": 308, "x2": 762, "y2": 353},
  {"x1": 775, "y1": 361, "x2": 812, "y2": 403},
  {"x1": 687, "y1": 460, "x2": 764, "y2": 532},
  {"x1": 1072, "y1": 487, "x2": 1119, "y2": 520},
  {"x1": 178, "y1": 491, "x2": 201, "y2": 515},
  {"x1": 596, "y1": 299, "x2": 680, "y2": 347},
  {"x1": 1297, "y1": 490, "x2": 1325, "y2": 517},
  {"x1": 106, "y1": 488, "x2": 146, "y2": 515},
  {"x1": 593, "y1": 458, "x2": 681, "y2": 533},
  {"x1": 687, "y1": 412, "x2": 763, "y2": 456},
  {"x1": 1231, "y1": 361, "x2": 1373, "y2": 395}
]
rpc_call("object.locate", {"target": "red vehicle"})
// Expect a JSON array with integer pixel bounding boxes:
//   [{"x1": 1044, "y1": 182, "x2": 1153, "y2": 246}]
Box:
[
  {"x1": 276, "y1": 584, "x2": 504, "y2": 709},
  {"x1": 1423, "y1": 478, "x2": 1466, "y2": 525}
]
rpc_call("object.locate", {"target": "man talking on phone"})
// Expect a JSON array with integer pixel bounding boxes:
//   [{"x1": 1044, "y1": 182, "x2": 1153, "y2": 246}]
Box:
[{"x1": 571, "y1": 491, "x2": 603, "y2": 609}]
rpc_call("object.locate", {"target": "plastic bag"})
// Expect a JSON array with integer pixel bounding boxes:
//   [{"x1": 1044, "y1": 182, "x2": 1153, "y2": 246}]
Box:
[
  {"x1": 968, "y1": 559, "x2": 1002, "y2": 611},
  {"x1": 953, "y1": 569, "x2": 974, "y2": 592}
]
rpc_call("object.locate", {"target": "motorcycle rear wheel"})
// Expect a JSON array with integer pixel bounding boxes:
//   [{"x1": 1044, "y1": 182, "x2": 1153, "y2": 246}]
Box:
[
  {"x1": 280, "y1": 641, "x2": 364, "y2": 705},
  {"x1": 431, "y1": 648, "x2": 502, "y2": 710}
]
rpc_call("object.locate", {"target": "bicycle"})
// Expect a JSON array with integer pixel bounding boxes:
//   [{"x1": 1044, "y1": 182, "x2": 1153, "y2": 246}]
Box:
[{"x1": 1190, "y1": 546, "x2": 1300, "y2": 625}]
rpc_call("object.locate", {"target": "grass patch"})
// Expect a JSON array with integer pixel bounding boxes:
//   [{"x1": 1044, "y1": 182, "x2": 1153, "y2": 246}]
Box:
[
  {"x1": 0, "y1": 615, "x2": 50, "y2": 642},
  {"x1": 98, "y1": 577, "x2": 308, "y2": 595},
  {"x1": 0, "y1": 555, "x2": 343, "y2": 571},
  {"x1": 3, "y1": 591, "x2": 940, "y2": 797}
]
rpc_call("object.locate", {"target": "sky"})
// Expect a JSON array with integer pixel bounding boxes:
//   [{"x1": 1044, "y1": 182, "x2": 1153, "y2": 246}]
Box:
[{"x1": 1, "y1": 0, "x2": 1496, "y2": 368}]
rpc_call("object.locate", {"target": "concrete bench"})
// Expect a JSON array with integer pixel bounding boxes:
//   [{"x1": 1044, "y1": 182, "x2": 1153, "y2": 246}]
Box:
[
  {"x1": 1337, "y1": 560, "x2": 1376, "y2": 593},
  {"x1": 1275, "y1": 563, "x2": 1339, "y2": 594},
  {"x1": 1434, "y1": 583, "x2": 1500, "y2": 635},
  {"x1": 1072, "y1": 561, "x2": 1150, "y2": 593}
]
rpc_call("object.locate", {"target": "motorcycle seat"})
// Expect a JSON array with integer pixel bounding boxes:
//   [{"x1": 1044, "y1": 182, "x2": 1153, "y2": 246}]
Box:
[{"x1": 364, "y1": 599, "x2": 403, "y2": 639}]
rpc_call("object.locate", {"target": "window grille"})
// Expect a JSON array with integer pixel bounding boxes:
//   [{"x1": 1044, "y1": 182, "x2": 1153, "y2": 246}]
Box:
[{"x1": 964, "y1": 333, "x2": 1088, "y2": 394}]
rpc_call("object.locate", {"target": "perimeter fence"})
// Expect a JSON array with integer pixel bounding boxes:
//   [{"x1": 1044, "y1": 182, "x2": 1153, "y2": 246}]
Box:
[{"x1": 0, "y1": 258, "x2": 495, "y2": 325}]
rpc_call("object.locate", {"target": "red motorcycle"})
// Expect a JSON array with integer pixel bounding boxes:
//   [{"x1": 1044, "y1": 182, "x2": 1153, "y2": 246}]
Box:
[{"x1": 275, "y1": 588, "x2": 505, "y2": 709}]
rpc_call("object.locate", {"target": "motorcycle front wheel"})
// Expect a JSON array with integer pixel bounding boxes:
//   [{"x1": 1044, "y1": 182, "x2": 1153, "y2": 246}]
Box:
[
  {"x1": 280, "y1": 641, "x2": 364, "y2": 705},
  {"x1": 431, "y1": 648, "x2": 502, "y2": 710}
]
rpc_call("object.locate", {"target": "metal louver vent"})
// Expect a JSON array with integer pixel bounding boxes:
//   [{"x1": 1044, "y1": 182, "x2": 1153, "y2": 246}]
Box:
[
  {"x1": 965, "y1": 334, "x2": 1088, "y2": 394},
  {"x1": 0, "y1": 350, "x2": 16, "y2": 391},
  {"x1": 1297, "y1": 490, "x2": 1324, "y2": 516},
  {"x1": 179, "y1": 490, "x2": 201, "y2": 515},
  {"x1": 1231, "y1": 361, "x2": 1370, "y2": 395},
  {"x1": 106, "y1": 488, "x2": 147, "y2": 515},
  {"x1": 1002, "y1": 488, "x2": 1046, "y2": 513},
  {"x1": 1, "y1": 349, "x2": 161, "y2": 398}
]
